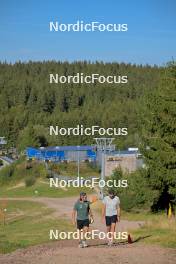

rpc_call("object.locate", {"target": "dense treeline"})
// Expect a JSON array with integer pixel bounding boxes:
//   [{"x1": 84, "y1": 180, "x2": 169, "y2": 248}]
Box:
[
  {"x1": 109, "y1": 62, "x2": 176, "y2": 212},
  {"x1": 141, "y1": 62, "x2": 176, "y2": 211},
  {"x1": 0, "y1": 61, "x2": 160, "y2": 150}
]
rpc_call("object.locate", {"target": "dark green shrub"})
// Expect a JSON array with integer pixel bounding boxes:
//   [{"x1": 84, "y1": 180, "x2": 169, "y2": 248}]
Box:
[
  {"x1": 0, "y1": 165, "x2": 14, "y2": 177},
  {"x1": 107, "y1": 168, "x2": 154, "y2": 211},
  {"x1": 0, "y1": 160, "x2": 3, "y2": 167},
  {"x1": 25, "y1": 176, "x2": 36, "y2": 187}
]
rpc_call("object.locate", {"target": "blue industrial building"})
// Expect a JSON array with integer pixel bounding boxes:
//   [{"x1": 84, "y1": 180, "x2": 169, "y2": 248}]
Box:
[
  {"x1": 26, "y1": 146, "x2": 143, "y2": 174},
  {"x1": 26, "y1": 146, "x2": 96, "y2": 162}
]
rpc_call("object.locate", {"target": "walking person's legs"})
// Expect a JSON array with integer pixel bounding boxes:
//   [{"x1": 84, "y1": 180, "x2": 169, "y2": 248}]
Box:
[
  {"x1": 82, "y1": 225, "x2": 89, "y2": 247},
  {"x1": 77, "y1": 219, "x2": 89, "y2": 248},
  {"x1": 105, "y1": 216, "x2": 113, "y2": 245},
  {"x1": 106, "y1": 215, "x2": 117, "y2": 246},
  {"x1": 106, "y1": 225, "x2": 112, "y2": 245},
  {"x1": 110, "y1": 222, "x2": 117, "y2": 245}
]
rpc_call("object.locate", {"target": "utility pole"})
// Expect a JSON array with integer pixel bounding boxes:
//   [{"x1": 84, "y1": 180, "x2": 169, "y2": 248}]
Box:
[
  {"x1": 94, "y1": 138, "x2": 115, "y2": 199},
  {"x1": 77, "y1": 146, "x2": 80, "y2": 179}
]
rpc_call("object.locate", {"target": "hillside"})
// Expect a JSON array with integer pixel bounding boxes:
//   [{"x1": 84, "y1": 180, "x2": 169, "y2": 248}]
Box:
[{"x1": 0, "y1": 61, "x2": 160, "y2": 150}]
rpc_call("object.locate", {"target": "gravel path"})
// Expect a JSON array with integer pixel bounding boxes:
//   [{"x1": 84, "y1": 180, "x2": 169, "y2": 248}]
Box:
[{"x1": 0, "y1": 241, "x2": 175, "y2": 264}]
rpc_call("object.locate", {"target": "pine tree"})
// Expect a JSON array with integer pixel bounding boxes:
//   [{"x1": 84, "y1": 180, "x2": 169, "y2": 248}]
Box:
[{"x1": 141, "y1": 62, "x2": 176, "y2": 212}]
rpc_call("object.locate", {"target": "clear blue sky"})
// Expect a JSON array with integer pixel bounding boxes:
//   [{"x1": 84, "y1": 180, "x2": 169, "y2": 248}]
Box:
[{"x1": 0, "y1": 0, "x2": 175, "y2": 65}]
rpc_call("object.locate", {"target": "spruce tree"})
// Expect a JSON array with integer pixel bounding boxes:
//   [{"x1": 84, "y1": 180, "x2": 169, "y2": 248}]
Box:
[{"x1": 141, "y1": 62, "x2": 176, "y2": 212}]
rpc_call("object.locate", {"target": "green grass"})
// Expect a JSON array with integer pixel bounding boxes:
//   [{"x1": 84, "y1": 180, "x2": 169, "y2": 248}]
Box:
[
  {"x1": 0, "y1": 180, "x2": 93, "y2": 198},
  {"x1": 0, "y1": 159, "x2": 100, "y2": 190},
  {"x1": 49, "y1": 162, "x2": 100, "y2": 178},
  {"x1": 0, "y1": 158, "x2": 47, "y2": 187},
  {"x1": 127, "y1": 212, "x2": 176, "y2": 248},
  {"x1": 0, "y1": 200, "x2": 73, "y2": 254}
]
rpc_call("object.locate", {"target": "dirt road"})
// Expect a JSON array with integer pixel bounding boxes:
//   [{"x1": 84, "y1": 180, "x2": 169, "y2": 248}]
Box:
[
  {"x1": 0, "y1": 240, "x2": 176, "y2": 264},
  {"x1": 0, "y1": 197, "x2": 176, "y2": 264},
  {"x1": 0, "y1": 197, "x2": 144, "y2": 231}
]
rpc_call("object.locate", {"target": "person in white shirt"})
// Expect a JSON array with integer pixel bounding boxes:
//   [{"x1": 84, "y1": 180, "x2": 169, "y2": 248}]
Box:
[{"x1": 102, "y1": 190, "x2": 120, "y2": 246}]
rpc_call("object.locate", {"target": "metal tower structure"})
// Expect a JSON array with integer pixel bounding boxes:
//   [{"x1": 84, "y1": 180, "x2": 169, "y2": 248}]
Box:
[{"x1": 94, "y1": 138, "x2": 115, "y2": 199}]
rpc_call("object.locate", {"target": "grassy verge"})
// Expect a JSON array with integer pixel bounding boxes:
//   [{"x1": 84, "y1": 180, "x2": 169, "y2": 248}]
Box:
[
  {"x1": 0, "y1": 200, "x2": 73, "y2": 254},
  {"x1": 0, "y1": 159, "x2": 100, "y2": 188},
  {"x1": 49, "y1": 162, "x2": 100, "y2": 178},
  {"x1": 0, "y1": 180, "x2": 93, "y2": 198},
  {"x1": 125, "y1": 212, "x2": 176, "y2": 248},
  {"x1": 0, "y1": 158, "x2": 47, "y2": 186}
]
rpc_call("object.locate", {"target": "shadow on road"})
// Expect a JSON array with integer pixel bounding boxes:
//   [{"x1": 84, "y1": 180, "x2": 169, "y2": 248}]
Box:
[
  {"x1": 133, "y1": 235, "x2": 152, "y2": 243},
  {"x1": 88, "y1": 235, "x2": 152, "y2": 247}
]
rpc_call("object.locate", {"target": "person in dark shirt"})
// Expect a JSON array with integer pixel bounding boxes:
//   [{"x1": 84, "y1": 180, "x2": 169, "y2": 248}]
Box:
[{"x1": 72, "y1": 192, "x2": 94, "y2": 248}]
